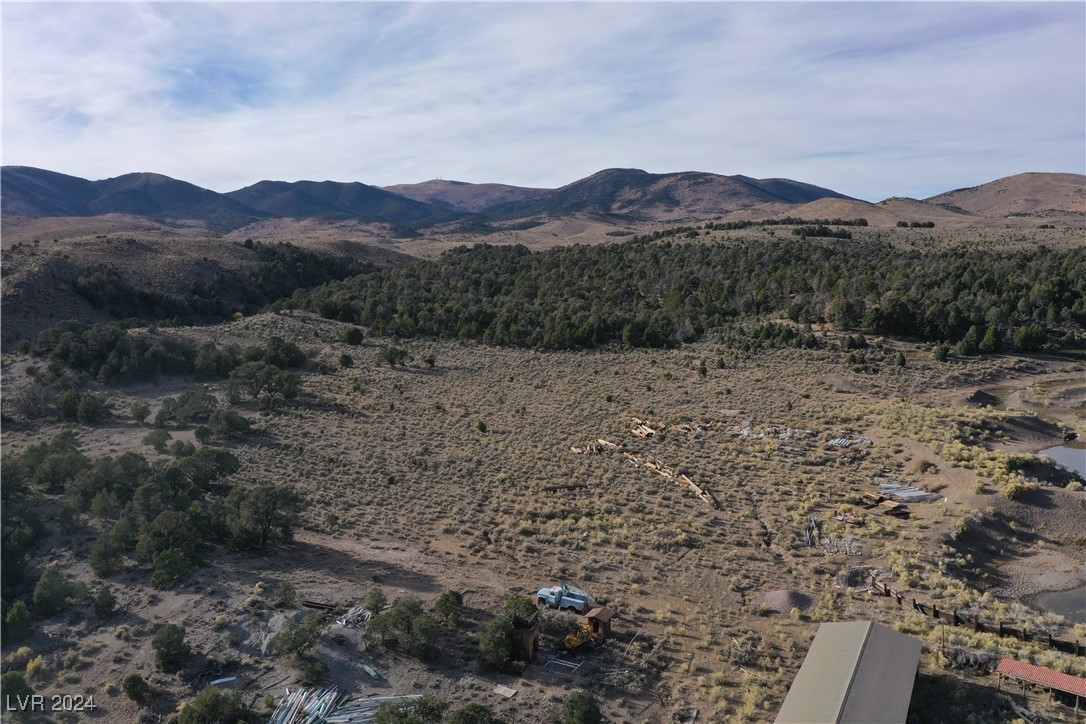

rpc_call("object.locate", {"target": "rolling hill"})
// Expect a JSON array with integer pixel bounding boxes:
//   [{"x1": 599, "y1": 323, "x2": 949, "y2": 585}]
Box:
[
  {"x1": 1, "y1": 167, "x2": 269, "y2": 230},
  {"x1": 3, "y1": 166, "x2": 1081, "y2": 233},
  {"x1": 225, "y1": 179, "x2": 452, "y2": 226},
  {"x1": 925, "y1": 172, "x2": 1085, "y2": 218},
  {"x1": 382, "y1": 179, "x2": 548, "y2": 212},
  {"x1": 482, "y1": 168, "x2": 853, "y2": 221}
]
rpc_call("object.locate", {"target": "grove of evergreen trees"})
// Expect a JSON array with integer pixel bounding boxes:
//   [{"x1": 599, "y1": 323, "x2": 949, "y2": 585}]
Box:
[{"x1": 293, "y1": 237, "x2": 1084, "y2": 352}]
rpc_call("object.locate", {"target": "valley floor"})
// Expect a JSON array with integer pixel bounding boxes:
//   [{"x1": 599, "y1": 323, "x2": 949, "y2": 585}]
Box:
[{"x1": 2, "y1": 313, "x2": 1085, "y2": 723}]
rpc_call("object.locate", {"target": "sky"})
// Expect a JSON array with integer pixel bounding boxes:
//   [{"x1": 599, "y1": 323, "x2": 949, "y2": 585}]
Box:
[{"x1": 2, "y1": 2, "x2": 1083, "y2": 201}]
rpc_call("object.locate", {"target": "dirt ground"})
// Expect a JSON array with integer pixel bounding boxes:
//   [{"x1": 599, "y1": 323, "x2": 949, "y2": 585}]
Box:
[{"x1": 3, "y1": 315, "x2": 1086, "y2": 723}]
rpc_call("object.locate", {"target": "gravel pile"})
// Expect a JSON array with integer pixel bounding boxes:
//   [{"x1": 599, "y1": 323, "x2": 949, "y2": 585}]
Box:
[{"x1": 758, "y1": 590, "x2": 815, "y2": 614}]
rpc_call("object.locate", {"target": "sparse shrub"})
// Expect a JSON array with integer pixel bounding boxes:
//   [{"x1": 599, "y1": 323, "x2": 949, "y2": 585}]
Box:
[
  {"x1": 178, "y1": 685, "x2": 250, "y2": 724},
  {"x1": 77, "y1": 393, "x2": 111, "y2": 423},
  {"x1": 478, "y1": 615, "x2": 512, "y2": 672},
  {"x1": 170, "y1": 439, "x2": 196, "y2": 458},
  {"x1": 4, "y1": 601, "x2": 31, "y2": 643},
  {"x1": 378, "y1": 345, "x2": 410, "y2": 368},
  {"x1": 999, "y1": 479, "x2": 1037, "y2": 500},
  {"x1": 1067, "y1": 481, "x2": 1083, "y2": 492},
  {"x1": 5, "y1": 647, "x2": 33, "y2": 669},
  {"x1": 339, "y1": 327, "x2": 364, "y2": 345},
  {"x1": 365, "y1": 587, "x2": 388, "y2": 615},
  {"x1": 339, "y1": 353, "x2": 353, "y2": 368},
  {"x1": 90, "y1": 529, "x2": 125, "y2": 573},
  {"x1": 24, "y1": 656, "x2": 46, "y2": 680},
  {"x1": 32, "y1": 563, "x2": 70, "y2": 616},
  {"x1": 298, "y1": 660, "x2": 329, "y2": 686},
  {"x1": 477, "y1": 420, "x2": 487, "y2": 433},
  {"x1": 150, "y1": 548, "x2": 193, "y2": 590},
  {"x1": 548, "y1": 691, "x2": 602, "y2": 724},
  {"x1": 130, "y1": 400, "x2": 151, "y2": 425},
  {"x1": 94, "y1": 586, "x2": 117, "y2": 619},
  {"x1": 122, "y1": 673, "x2": 151, "y2": 703},
  {"x1": 367, "y1": 596, "x2": 426, "y2": 652},
  {"x1": 59, "y1": 389, "x2": 81, "y2": 420},
  {"x1": 226, "y1": 484, "x2": 303, "y2": 552},
  {"x1": 143, "y1": 428, "x2": 171, "y2": 452},
  {"x1": 434, "y1": 590, "x2": 464, "y2": 627},
  {"x1": 152, "y1": 623, "x2": 191, "y2": 672},
  {"x1": 1, "y1": 672, "x2": 34, "y2": 708},
  {"x1": 912, "y1": 459, "x2": 937, "y2": 474},
  {"x1": 273, "y1": 613, "x2": 326, "y2": 659},
  {"x1": 409, "y1": 614, "x2": 440, "y2": 660},
  {"x1": 448, "y1": 704, "x2": 505, "y2": 724},
  {"x1": 373, "y1": 694, "x2": 448, "y2": 724},
  {"x1": 273, "y1": 581, "x2": 297, "y2": 608}
]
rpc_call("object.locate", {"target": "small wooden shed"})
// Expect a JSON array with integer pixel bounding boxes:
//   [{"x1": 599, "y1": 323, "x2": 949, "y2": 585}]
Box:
[
  {"x1": 511, "y1": 611, "x2": 540, "y2": 662},
  {"x1": 585, "y1": 607, "x2": 614, "y2": 642}
]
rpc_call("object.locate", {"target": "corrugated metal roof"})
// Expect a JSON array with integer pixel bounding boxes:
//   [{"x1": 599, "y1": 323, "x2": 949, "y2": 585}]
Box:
[
  {"x1": 774, "y1": 621, "x2": 921, "y2": 724},
  {"x1": 997, "y1": 658, "x2": 1086, "y2": 697}
]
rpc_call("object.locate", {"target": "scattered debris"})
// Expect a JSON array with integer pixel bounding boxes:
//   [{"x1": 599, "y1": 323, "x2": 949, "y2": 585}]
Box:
[
  {"x1": 570, "y1": 438, "x2": 624, "y2": 454},
  {"x1": 302, "y1": 600, "x2": 336, "y2": 611},
  {"x1": 335, "y1": 605, "x2": 373, "y2": 628},
  {"x1": 493, "y1": 685, "x2": 517, "y2": 698},
  {"x1": 879, "y1": 500, "x2": 911, "y2": 518},
  {"x1": 631, "y1": 418, "x2": 659, "y2": 437},
  {"x1": 362, "y1": 665, "x2": 380, "y2": 680},
  {"x1": 827, "y1": 435, "x2": 873, "y2": 448},
  {"x1": 209, "y1": 676, "x2": 237, "y2": 686},
  {"x1": 542, "y1": 483, "x2": 588, "y2": 493},
  {"x1": 545, "y1": 656, "x2": 585, "y2": 674},
  {"x1": 270, "y1": 687, "x2": 420, "y2": 724},
  {"x1": 833, "y1": 513, "x2": 862, "y2": 525},
  {"x1": 623, "y1": 452, "x2": 719, "y2": 508},
  {"x1": 803, "y1": 517, "x2": 822, "y2": 547},
  {"x1": 822, "y1": 536, "x2": 863, "y2": 556},
  {"x1": 878, "y1": 481, "x2": 941, "y2": 503},
  {"x1": 735, "y1": 423, "x2": 813, "y2": 441}
]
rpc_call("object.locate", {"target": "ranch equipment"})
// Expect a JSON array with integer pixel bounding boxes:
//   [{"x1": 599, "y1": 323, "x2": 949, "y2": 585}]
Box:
[
  {"x1": 537, "y1": 583, "x2": 594, "y2": 614},
  {"x1": 564, "y1": 607, "x2": 614, "y2": 651}
]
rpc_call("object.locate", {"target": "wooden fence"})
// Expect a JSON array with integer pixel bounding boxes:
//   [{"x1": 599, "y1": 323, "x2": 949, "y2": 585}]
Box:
[{"x1": 868, "y1": 575, "x2": 1085, "y2": 657}]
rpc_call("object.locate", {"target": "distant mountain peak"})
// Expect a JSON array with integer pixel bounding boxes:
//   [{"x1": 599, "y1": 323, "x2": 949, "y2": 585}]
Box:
[{"x1": 3, "y1": 166, "x2": 1078, "y2": 230}]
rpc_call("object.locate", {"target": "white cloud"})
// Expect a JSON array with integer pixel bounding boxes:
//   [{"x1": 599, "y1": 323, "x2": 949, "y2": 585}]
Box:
[{"x1": 3, "y1": 2, "x2": 1082, "y2": 200}]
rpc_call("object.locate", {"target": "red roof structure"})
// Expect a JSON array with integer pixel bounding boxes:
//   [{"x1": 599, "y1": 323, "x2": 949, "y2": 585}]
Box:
[{"x1": 996, "y1": 658, "x2": 1086, "y2": 698}]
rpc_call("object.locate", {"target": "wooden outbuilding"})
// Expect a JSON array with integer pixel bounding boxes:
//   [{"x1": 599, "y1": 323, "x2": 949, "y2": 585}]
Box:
[
  {"x1": 585, "y1": 606, "x2": 614, "y2": 642},
  {"x1": 511, "y1": 611, "x2": 540, "y2": 662},
  {"x1": 996, "y1": 658, "x2": 1086, "y2": 715}
]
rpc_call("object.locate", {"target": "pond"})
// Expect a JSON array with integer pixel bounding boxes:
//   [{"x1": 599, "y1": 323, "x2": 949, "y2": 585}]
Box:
[
  {"x1": 1032, "y1": 585, "x2": 1086, "y2": 624},
  {"x1": 1039, "y1": 444, "x2": 1086, "y2": 479}
]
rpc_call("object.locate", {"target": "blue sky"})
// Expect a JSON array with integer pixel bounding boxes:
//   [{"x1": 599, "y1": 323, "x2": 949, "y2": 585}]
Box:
[{"x1": 2, "y1": 2, "x2": 1083, "y2": 201}]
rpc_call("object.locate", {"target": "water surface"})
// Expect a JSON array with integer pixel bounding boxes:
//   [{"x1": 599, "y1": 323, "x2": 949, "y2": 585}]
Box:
[
  {"x1": 1039, "y1": 444, "x2": 1086, "y2": 479},
  {"x1": 1032, "y1": 585, "x2": 1086, "y2": 624}
]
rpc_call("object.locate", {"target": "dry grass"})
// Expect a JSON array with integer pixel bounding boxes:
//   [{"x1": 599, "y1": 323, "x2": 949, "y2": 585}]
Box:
[{"x1": 2, "y1": 312, "x2": 1085, "y2": 722}]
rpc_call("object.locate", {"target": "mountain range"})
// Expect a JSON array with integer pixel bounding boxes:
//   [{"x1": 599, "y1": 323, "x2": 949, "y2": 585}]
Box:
[{"x1": 5, "y1": 166, "x2": 1080, "y2": 232}]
